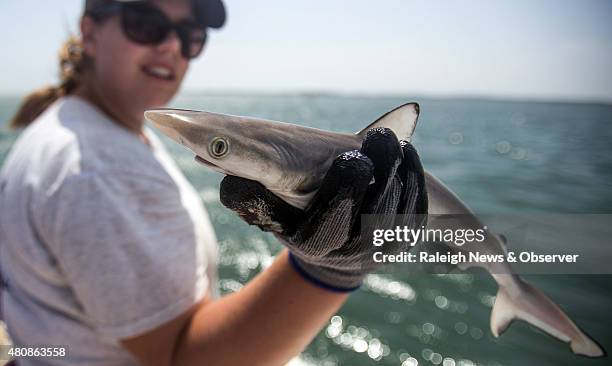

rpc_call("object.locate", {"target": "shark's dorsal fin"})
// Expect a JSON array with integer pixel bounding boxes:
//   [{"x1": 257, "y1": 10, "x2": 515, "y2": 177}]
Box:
[{"x1": 355, "y1": 102, "x2": 420, "y2": 141}]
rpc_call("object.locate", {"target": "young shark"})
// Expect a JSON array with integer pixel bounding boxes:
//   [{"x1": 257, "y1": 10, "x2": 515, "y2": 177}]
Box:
[{"x1": 144, "y1": 103, "x2": 604, "y2": 358}]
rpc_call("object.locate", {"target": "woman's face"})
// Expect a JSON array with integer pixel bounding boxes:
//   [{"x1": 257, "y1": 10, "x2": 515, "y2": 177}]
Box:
[{"x1": 82, "y1": 0, "x2": 194, "y2": 124}]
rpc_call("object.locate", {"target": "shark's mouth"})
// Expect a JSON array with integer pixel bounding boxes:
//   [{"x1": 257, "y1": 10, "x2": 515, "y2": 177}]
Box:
[{"x1": 194, "y1": 155, "x2": 226, "y2": 174}]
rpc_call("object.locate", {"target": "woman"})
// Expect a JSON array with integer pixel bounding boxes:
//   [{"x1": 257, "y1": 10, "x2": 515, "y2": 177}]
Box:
[{"x1": 0, "y1": 0, "x2": 427, "y2": 365}]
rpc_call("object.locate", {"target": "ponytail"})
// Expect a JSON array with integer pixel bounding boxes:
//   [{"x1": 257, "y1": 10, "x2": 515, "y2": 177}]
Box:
[{"x1": 9, "y1": 36, "x2": 87, "y2": 129}]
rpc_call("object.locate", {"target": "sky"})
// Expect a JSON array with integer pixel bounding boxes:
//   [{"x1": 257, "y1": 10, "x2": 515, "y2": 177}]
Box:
[{"x1": 1, "y1": 0, "x2": 611, "y2": 102}]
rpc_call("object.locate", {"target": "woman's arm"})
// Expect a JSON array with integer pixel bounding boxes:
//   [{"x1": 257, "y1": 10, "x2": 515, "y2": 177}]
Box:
[{"x1": 121, "y1": 249, "x2": 348, "y2": 366}]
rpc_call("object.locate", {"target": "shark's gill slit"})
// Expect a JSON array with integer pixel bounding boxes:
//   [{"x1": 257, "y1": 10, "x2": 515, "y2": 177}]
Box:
[{"x1": 209, "y1": 137, "x2": 230, "y2": 158}]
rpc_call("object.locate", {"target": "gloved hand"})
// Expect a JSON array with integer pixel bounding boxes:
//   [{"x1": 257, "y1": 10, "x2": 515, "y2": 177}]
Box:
[{"x1": 220, "y1": 128, "x2": 428, "y2": 291}]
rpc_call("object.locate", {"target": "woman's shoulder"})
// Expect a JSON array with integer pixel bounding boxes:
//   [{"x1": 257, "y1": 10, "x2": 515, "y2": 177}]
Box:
[
  {"x1": 53, "y1": 96, "x2": 167, "y2": 176},
  {"x1": 6, "y1": 96, "x2": 171, "y2": 185},
  {"x1": 20, "y1": 95, "x2": 130, "y2": 154}
]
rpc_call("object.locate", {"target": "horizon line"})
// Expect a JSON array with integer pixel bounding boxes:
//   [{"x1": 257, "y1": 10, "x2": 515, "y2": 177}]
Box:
[
  {"x1": 179, "y1": 89, "x2": 612, "y2": 106},
  {"x1": 0, "y1": 89, "x2": 611, "y2": 107}
]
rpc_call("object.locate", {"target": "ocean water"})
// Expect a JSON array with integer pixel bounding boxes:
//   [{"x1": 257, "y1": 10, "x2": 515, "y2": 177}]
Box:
[{"x1": 1, "y1": 94, "x2": 611, "y2": 366}]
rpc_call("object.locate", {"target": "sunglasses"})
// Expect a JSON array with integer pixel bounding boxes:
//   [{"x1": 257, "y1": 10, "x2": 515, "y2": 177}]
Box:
[{"x1": 87, "y1": 1, "x2": 208, "y2": 59}]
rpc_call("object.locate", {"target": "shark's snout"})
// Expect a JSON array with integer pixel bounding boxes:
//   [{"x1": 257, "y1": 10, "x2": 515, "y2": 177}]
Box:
[
  {"x1": 144, "y1": 109, "x2": 174, "y2": 126},
  {"x1": 145, "y1": 110, "x2": 185, "y2": 138},
  {"x1": 144, "y1": 109, "x2": 230, "y2": 174},
  {"x1": 144, "y1": 109, "x2": 204, "y2": 149},
  {"x1": 145, "y1": 110, "x2": 180, "y2": 140}
]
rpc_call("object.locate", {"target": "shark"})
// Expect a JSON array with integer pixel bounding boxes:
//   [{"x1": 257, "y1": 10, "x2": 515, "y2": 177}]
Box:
[{"x1": 144, "y1": 102, "x2": 605, "y2": 358}]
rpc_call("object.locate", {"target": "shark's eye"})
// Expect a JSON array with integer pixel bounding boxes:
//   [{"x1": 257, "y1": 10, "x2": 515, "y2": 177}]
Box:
[{"x1": 209, "y1": 137, "x2": 230, "y2": 158}]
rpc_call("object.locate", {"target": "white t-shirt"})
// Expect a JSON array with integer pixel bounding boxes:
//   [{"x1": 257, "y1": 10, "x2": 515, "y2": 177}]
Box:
[{"x1": 0, "y1": 96, "x2": 218, "y2": 365}]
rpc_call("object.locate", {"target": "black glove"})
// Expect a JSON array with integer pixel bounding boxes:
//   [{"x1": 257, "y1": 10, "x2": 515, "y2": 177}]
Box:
[{"x1": 220, "y1": 128, "x2": 428, "y2": 291}]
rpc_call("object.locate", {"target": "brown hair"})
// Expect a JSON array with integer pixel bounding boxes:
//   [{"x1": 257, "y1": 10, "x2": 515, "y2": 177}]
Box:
[{"x1": 9, "y1": 36, "x2": 87, "y2": 129}]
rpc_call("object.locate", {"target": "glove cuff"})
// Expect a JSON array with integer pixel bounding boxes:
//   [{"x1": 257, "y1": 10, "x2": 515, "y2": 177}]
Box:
[{"x1": 288, "y1": 252, "x2": 363, "y2": 293}]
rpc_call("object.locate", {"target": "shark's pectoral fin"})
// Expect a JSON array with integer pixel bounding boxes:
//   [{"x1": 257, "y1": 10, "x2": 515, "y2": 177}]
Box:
[
  {"x1": 490, "y1": 286, "x2": 515, "y2": 337},
  {"x1": 356, "y1": 102, "x2": 420, "y2": 141},
  {"x1": 490, "y1": 280, "x2": 605, "y2": 357},
  {"x1": 274, "y1": 189, "x2": 317, "y2": 211}
]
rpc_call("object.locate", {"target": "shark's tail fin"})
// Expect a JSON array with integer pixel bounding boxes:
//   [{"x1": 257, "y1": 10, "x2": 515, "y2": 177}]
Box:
[{"x1": 491, "y1": 280, "x2": 605, "y2": 357}]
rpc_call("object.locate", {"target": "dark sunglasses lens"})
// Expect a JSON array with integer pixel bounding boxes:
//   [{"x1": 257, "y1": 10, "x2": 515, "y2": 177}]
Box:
[
  {"x1": 121, "y1": 4, "x2": 170, "y2": 44},
  {"x1": 183, "y1": 27, "x2": 207, "y2": 58},
  {"x1": 120, "y1": 3, "x2": 207, "y2": 59}
]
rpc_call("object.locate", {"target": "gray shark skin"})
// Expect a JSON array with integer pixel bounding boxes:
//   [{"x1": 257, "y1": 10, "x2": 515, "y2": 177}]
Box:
[{"x1": 144, "y1": 103, "x2": 604, "y2": 358}]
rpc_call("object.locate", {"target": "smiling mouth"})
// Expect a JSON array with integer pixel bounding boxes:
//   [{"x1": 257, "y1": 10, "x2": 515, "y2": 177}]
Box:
[{"x1": 142, "y1": 65, "x2": 176, "y2": 81}]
